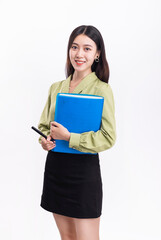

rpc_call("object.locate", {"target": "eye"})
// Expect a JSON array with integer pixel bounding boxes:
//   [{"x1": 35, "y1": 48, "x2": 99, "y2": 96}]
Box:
[
  {"x1": 85, "y1": 47, "x2": 91, "y2": 51},
  {"x1": 71, "y1": 45, "x2": 77, "y2": 50}
]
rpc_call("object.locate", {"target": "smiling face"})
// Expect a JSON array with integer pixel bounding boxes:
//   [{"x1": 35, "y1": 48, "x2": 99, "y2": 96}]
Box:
[{"x1": 69, "y1": 34, "x2": 100, "y2": 76}]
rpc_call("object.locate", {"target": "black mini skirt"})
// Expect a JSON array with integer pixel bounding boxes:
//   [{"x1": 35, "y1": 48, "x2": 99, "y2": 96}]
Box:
[{"x1": 40, "y1": 150, "x2": 103, "y2": 219}]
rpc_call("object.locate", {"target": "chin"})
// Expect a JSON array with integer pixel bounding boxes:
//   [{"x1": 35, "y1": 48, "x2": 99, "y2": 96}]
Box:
[
  {"x1": 75, "y1": 68, "x2": 86, "y2": 72},
  {"x1": 74, "y1": 65, "x2": 90, "y2": 72}
]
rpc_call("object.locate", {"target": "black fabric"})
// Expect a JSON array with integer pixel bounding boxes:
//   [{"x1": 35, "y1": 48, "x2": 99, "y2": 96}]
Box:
[{"x1": 40, "y1": 150, "x2": 103, "y2": 218}]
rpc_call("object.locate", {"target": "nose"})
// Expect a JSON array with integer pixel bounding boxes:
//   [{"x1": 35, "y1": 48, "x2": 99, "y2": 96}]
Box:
[{"x1": 76, "y1": 48, "x2": 84, "y2": 58}]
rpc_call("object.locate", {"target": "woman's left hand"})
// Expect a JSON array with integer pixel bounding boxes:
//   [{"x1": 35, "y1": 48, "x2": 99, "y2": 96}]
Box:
[{"x1": 50, "y1": 121, "x2": 71, "y2": 141}]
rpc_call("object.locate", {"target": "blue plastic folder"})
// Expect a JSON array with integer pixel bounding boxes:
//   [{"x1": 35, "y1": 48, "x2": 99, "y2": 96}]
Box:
[{"x1": 51, "y1": 93, "x2": 104, "y2": 154}]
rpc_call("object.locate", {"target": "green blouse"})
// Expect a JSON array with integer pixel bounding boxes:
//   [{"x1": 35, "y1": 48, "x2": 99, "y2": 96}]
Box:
[{"x1": 38, "y1": 72, "x2": 116, "y2": 153}]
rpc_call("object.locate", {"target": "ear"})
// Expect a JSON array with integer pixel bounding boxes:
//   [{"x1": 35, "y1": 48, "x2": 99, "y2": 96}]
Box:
[{"x1": 95, "y1": 50, "x2": 100, "y2": 58}]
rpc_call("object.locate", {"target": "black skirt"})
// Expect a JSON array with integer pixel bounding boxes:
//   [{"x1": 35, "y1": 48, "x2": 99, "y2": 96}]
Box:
[{"x1": 40, "y1": 150, "x2": 103, "y2": 219}]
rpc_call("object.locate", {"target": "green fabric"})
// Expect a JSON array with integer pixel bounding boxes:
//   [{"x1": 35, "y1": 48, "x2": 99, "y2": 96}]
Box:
[{"x1": 38, "y1": 72, "x2": 116, "y2": 153}]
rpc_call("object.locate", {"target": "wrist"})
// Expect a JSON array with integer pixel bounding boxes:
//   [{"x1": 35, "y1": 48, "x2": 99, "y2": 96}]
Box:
[{"x1": 66, "y1": 132, "x2": 71, "y2": 141}]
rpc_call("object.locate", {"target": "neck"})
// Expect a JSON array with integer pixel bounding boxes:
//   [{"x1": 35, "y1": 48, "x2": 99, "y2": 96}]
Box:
[{"x1": 71, "y1": 70, "x2": 92, "y2": 82}]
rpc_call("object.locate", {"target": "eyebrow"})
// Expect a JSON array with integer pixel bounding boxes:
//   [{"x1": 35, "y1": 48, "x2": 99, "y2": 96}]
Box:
[{"x1": 72, "y1": 42, "x2": 93, "y2": 48}]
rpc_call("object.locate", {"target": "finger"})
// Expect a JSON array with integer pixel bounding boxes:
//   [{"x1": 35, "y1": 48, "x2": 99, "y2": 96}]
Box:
[
  {"x1": 42, "y1": 145, "x2": 47, "y2": 151},
  {"x1": 49, "y1": 144, "x2": 56, "y2": 150},
  {"x1": 45, "y1": 144, "x2": 51, "y2": 151},
  {"x1": 47, "y1": 135, "x2": 51, "y2": 141},
  {"x1": 50, "y1": 121, "x2": 59, "y2": 127},
  {"x1": 41, "y1": 142, "x2": 46, "y2": 148},
  {"x1": 48, "y1": 142, "x2": 55, "y2": 146},
  {"x1": 41, "y1": 137, "x2": 47, "y2": 143},
  {"x1": 49, "y1": 142, "x2": 56, "y2": 147},
  {"x1": 47, "y1": 135, "x2": 55, "y2": 143},
  {"x1": 47, "y1": 141, "x2": 55, "y2": 146}
]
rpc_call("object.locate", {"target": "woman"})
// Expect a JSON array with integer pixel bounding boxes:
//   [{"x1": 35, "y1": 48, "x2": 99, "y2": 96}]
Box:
[{"x1": 38, "y1": 25, "x2": 116, "y2": 240}]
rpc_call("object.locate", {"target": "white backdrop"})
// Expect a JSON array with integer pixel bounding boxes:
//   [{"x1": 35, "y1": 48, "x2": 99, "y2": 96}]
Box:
[{"x1": 0, "y1": 0, "x2": 161, "y2": 240}]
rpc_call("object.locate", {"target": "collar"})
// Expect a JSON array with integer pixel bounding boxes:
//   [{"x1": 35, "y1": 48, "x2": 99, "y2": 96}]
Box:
[{"x1": 60, "y1": 72, "x2": 98, "y2": 94}]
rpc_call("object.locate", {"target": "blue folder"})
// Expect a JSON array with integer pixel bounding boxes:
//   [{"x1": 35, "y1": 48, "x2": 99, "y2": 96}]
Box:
[{"x1": 51, "y1": 93, "x2": 104, "y2": 154}]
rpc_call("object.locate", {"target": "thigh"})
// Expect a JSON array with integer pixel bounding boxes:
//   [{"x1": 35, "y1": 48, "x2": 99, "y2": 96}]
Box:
[
  {"x1": 74, "y1": 217, "x2": 101, "y2": 240},
  {"x1": 53, "y1": 213, "x2": 77, "y2": 239}
]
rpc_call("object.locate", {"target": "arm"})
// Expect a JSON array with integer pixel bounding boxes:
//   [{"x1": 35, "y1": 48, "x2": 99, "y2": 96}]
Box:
[
  {"x1": 37, "y1": 85, "x2": 52, "y2": 144},
  {"x1": 69, "y1": 83, "x2": 116, "y2": 153}
]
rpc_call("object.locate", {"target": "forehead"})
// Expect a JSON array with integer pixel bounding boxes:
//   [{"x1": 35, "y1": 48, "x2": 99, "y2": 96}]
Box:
[{"x1": 72, "y1": 34, "x2": 96, "y2": 47}]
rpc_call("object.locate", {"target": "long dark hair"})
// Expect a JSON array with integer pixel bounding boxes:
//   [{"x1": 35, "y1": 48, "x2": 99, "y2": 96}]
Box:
[{"x1": 65, "y1": 25, "x2": 110, "y2": 83}]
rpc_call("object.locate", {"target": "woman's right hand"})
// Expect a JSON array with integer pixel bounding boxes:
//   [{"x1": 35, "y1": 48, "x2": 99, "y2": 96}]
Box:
[{"x1": 41, "y1": 135, "x2": 56, "y2": 151}]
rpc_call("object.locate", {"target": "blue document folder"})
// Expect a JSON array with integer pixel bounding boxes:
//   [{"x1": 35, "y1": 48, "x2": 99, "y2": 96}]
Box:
[{"x1": 51, "y1": 93, "x2": 104, "y2": 154}]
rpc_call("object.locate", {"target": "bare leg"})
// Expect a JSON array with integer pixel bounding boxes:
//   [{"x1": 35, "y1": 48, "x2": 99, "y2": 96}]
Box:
[
  {"x1": 53, "y1": 213, "x2": 77, "y2": 240},
  {"x1": 74, "y1": 217, "x2": 101, "y2": 240}
]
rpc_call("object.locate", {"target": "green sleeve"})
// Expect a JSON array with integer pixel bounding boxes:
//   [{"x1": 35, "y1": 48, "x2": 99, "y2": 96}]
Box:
[
  {"x1": 37, "y1": 85, "x2": 52, "y2": 144},
  {"x1": 69, "y1": 84, "x2": 116, "y2": 153}
]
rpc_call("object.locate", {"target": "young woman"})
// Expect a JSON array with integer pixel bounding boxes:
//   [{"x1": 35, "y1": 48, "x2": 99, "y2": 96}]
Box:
[{"x1": 38, "y1": 25, "x2": 116, "y2": 240}]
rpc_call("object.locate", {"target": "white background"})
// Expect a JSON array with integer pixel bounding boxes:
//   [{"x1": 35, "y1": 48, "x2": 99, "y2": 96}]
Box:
[{"x1": 0, "y1": 0, "x2": 161, "y2": 239}]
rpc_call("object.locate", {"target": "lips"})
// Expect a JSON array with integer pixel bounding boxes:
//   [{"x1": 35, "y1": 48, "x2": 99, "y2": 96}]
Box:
[{"x1": 75, "y1": 60, "x2": 86, "y2": 66}]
